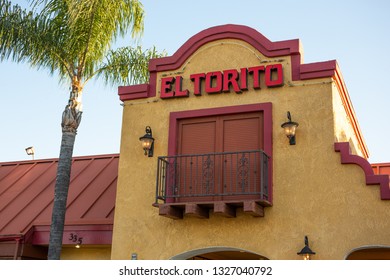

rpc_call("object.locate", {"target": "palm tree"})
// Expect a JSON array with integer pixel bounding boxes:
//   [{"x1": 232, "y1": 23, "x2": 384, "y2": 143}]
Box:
[{"x1": 0, "y1": 0, "x2": 164, "y2": 259}]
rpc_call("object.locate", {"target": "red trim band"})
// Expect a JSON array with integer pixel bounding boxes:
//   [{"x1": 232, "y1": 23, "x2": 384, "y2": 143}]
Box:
[
  {"x1": 335, "y1": 142, "x2": 390, "y2": 200},
  {"x1": 28, "y1": 224, "x2": 113, "y2": 245}
]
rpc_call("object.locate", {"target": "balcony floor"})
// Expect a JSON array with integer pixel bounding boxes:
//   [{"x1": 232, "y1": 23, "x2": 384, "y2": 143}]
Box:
[{"x1": 154, "y1": 199, "x2": 272, "y2": 219}]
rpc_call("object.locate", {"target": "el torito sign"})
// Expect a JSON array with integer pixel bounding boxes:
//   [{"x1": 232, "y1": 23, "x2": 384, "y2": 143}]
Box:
[{"x1": 160, "y1": 64, "x2": 283, "y2": 99}]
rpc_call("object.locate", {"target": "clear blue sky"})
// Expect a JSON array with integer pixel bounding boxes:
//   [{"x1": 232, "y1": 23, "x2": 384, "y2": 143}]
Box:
[{"x1": 1, "y1": 0, "x2": 389, "y2": 163}]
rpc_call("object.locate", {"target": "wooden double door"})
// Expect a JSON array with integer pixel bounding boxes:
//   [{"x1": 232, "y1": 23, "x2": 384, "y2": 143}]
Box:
[{"x1": 175, "y1": 112, "x2": 264, "y2": 201}]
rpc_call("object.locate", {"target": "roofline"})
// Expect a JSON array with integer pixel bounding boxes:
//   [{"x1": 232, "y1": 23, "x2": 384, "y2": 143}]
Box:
[
  {"x1": 335, "y1": 142, "x2": 390, "y2": 200},
  {"x1": 0, "y1": 234, "x2": 24, "y2": 241},
  {"x1": 332, "y1": 62, "x2": 369, "y2": 158},
  {"x1": 0, "y1": 153, "x2": 119, "y2": 166},
  {"x1": 371, "y1": 162, "x2": 390, "y2": 166}
]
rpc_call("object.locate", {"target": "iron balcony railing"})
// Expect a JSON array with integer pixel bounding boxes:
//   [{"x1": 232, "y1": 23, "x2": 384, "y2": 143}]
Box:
[{"x1": 155, "y1": 150, "x2": 270, "y2": 204}]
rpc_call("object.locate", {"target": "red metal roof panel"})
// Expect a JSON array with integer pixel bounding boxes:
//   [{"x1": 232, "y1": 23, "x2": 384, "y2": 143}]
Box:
[{"x1": 0, "y1": 154, "x2": 118, "y2": 236}]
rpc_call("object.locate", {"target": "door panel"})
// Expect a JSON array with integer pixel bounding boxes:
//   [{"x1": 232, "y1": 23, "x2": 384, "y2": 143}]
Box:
[
  {"x1": 179, "y1": 119, "x2": 217, "y2": 155},
  {"x1": 177, "y1": 118, "x2": 217, "y2": 201},
  {"x1": 222, "y1": 113, "x2": 263, "y2": 152},
  {"x1": 222, "y1": 114, "x2": 263, "y2": 200}
]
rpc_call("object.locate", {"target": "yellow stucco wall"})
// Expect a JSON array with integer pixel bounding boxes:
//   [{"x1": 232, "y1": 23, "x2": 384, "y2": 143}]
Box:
[
  {"x1": 332, "y1": 81, "x2": 364, "y2": 157},
  {"x1": 60, "y1": 246, "x2": 111, "y2": 260},
  {"x1": 112, "y1": 37, "x2": 390, "y2": 260}
]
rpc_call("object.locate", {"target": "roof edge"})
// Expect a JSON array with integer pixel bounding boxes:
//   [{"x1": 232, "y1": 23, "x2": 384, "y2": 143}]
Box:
[
  {"x1": 0, "y1": 153, "x2": 119, "y2": 166},
  {"x1": 332, "y1": 63, "x2": 369, "y2": 158},
  {"x1": 335, "y1": 142, "x2": 390, "y2": 200}
]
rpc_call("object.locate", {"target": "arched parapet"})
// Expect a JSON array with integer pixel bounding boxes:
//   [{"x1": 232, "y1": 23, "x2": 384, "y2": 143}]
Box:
[
  {"x1": 148, "y1": 24, "x2": 301, "y2": 76},
  {"x1": 335, "y1": 142, "x2": 390, "y2": 200},
  {"x1": 119, "y1": 24, "x2": 339, "y2": 101}
]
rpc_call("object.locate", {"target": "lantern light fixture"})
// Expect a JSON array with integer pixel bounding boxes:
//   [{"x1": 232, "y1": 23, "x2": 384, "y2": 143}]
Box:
[
  {"x1": 297, "y1": 236, "x2": 316, "y2": 260},
  {"x1": 281, "y1": 111, "x2": 299, "y2": 145},
  {"x1": 139, "y1": 126, "x2": 154, "y2": 157},
  {"x1": 25, "y1": 146, "x2": 35, "y2": 160}
]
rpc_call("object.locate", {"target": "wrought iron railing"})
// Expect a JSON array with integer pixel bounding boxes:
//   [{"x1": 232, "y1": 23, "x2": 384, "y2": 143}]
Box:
[{"x1": 155, "y1": 150, "x2": 270, "y2": 204}]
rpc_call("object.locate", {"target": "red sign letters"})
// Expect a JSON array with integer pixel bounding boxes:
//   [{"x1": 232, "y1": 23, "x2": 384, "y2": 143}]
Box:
[{"x1": 160, "y1": 64, "x2": 283, "y2": 99}]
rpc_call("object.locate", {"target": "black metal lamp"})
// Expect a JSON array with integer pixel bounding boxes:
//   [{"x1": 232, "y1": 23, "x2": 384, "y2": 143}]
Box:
[
  {"x1": 25, "y1": 146, "x2": 35, "y2": 160},
  {"x1": 281, "y1": 111, "x2": 299, "y2": 145},
  {"x1": 139, "y1": 126, "x2": 154, "y2": 157},
  {"x1": 297, "y1": 236, "x2": 316, "y2": 260}
]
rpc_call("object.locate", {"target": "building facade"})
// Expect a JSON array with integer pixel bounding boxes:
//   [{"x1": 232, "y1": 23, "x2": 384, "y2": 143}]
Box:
[{"x1": 112, "y1": 24, "x2": 390, "y2": 260}]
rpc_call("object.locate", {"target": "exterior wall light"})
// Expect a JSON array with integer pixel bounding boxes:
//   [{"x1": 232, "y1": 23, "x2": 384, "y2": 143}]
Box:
[
  {"x1": 281, "y1": 111, "x2": 299, "y2": 145},
  {"x1": 75, "y1": 241, "x2": 82, "y2": 249},
  {"x1": 75, "y1": 238, "x2": 83, "y2": 249},
  {"x1": 70, "y1": 234, "x2": 83, "y2": 248},
  {"x1": 25, "y1": 146, "x2": 35, "y2": 160},
  {"x1": 297, "y1": 236, "x2": 316, "y2": 260},
  {"x1": 139, "y1": 126, "x2": 154, "y2": 157}
]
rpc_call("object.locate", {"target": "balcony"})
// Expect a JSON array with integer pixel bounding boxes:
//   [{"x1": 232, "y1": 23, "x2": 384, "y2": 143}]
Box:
[{"x1": 154, "y1": 150, "x2": 271, "y2": 219}]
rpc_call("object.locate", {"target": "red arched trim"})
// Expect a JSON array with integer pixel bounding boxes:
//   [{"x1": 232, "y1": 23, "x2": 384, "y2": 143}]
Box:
[
  {"x1": 334, "y1": 142, "x2": 390, "y2": 200},
  {"x1": 148, "y1": 24, "x2": 301, "y2": 74},
  {"x1": 118, "y1": 24, "x2": 339, "y2": 101}
]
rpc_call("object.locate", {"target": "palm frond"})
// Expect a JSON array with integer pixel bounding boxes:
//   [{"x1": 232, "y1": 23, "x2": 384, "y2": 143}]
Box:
[
  {"x1": 92, "y1": 46, "x2": 166, "y2": 86},
  {"x1": 0, "y1": 0, "x2": 73, "y2": 79},
  {"x1": 1, "y1": 0, "x2": 150, "y2": 86},
  {"x1": 63, "y1": 0, "x2": 145, "y2": 79}
]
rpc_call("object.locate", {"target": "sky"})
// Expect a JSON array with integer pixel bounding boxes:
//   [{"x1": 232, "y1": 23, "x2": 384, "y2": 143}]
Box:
[{"x1": 1, "y1": 0, "x2": 389, "y2": 163}]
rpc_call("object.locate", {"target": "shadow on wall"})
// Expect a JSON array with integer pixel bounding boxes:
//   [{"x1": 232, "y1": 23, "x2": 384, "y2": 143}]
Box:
[
  {"x1": 170, "y1": 247, "x2": 269, "y2": 260},
  {"x1": 335, "y1": 130, "x2": 358, "y2": 156},
  {"x1": 345, "y1": 246, "x2": 390, "y2": 260}
]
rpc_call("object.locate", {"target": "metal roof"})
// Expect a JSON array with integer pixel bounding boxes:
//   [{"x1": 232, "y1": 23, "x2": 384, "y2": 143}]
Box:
[
  {"x1": 0, "y1": 154, "x2": 118, "y2": 237},
  {"x1": 372, "y1": 162, "x2": 390, "y2": 176}
]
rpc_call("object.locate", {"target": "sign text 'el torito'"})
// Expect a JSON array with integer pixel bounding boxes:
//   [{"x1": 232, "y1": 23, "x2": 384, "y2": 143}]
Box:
[{"x1": 160, "y1": 64, "x2": 283, "y2": 99}]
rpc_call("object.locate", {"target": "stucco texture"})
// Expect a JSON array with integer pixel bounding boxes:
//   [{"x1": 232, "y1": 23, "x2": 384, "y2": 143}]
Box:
[
  {"x1": 61, "y1": 246, "x2": 111, "y2": 260},
  {"x1": 112, "y1": 38, "x2": 390, "y2": 260}
]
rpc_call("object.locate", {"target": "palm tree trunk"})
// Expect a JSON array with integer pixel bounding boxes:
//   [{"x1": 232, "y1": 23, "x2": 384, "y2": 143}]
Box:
[
  {"x1": 48, "y1": 87, "x2": 82, "y2": 260},
  {"x1": 47, "y1": 130, "x2": 76, "y2": 259}
]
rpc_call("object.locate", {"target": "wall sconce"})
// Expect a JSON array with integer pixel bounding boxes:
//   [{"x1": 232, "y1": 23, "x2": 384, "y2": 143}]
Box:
[
  {"x1": 281, "y1": 111, "x2": 299, "y2": 145},
  {"x1": 139, "y1": 126, "x2": 154, "y2": 157},
  {"x1": 75, "y1": 235, "x2": 83, "y2": 249},
  {"x1": 297, "y1": 236, "x2": 316, "y2": 260},
  {"x1": 25, "y1": 146, "x2": 35, "y2": 160},
  {"x1": 75, "y1": 239, "x2": 82, "y2": 249}
]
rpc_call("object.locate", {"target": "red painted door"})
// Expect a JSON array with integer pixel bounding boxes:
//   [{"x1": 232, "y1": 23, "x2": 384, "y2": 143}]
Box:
[{"x1": 221, "y1": 113, "x2": 263, "y2": 200}]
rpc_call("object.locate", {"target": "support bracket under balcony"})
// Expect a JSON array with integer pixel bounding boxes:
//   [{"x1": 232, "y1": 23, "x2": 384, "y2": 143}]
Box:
[{"x1": 157, "y1": 200, "x2": 270, "y2": 220}]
